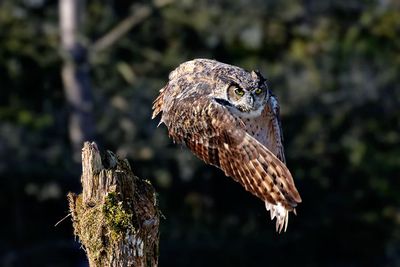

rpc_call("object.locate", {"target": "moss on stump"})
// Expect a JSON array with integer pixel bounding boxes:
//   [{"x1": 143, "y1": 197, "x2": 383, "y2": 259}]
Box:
[{"x1": 68, "y1": 142, "x2": 160, "y2": 267}]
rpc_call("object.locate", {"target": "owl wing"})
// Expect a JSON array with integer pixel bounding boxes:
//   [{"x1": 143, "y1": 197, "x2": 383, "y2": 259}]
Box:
[
  {"x1": 263, "y1": 94, "x2": 286, "y2": 163},
  {"x1": 153, "y1": 85, "x2": 301, "y2": 232}
]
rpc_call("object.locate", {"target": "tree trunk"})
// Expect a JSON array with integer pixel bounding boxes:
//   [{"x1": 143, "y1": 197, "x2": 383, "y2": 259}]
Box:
[
  {"x1": 59, "y1": 0, "x2": 96, "y2": 160},
  {"x1": 68, "y1": 142, "x2": 160, "y2": 267}
]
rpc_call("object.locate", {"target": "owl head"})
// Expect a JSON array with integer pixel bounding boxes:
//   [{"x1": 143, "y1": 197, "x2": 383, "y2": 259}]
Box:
[
  {"x1": 223, "y1": 70, "x2": 269, "y2": 118},
  {"x1": 210, "y1": 67, "x2": 270, "y2": 118},
  {"x1": 168, "y1": 59, "x2": 271, "y2": 118}
]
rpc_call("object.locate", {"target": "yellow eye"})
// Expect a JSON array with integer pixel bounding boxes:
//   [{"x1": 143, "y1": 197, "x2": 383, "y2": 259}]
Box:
[
  {"x1": 255, "y1": 88, "x2": 263, "y2": 95},
  {"x1": 234, "y1": 88, "x2": 244, "y2": 96}
]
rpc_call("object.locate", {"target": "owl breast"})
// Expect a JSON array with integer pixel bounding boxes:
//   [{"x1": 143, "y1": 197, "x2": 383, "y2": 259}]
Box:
[{"x1": 239, "y1": 111, "x2": 269, "y2": 145}]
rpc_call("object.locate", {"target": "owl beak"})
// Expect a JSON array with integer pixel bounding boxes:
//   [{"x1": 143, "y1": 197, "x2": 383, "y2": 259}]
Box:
[{"x1": 247, "y1": 95, "x2": 254, "y2": 107}]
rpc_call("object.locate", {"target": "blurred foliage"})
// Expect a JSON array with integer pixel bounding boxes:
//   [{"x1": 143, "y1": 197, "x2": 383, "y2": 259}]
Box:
[{"x1": 0, "y1": 0, "x2": 400, "y2": 266}]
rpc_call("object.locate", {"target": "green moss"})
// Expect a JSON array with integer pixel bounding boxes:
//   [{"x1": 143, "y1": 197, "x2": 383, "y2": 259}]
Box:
[
  {"x1": 73, "y1": 195, "x2": 105, "y2": 262},
  {"x1": 70, "y1": 191, "x2": 141, "y2": 265},
  {"x1": 103, "y1": 192, "x2": 135, "y2": 239}
]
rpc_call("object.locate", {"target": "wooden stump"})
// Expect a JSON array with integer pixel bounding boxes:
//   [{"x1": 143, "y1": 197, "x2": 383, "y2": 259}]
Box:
[{"x1": 68, "y1": 142, "x2": 160, "y2": 267}]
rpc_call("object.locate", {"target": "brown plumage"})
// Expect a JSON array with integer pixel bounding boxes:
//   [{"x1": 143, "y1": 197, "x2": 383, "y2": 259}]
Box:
[{"x1": 152, "y1": 59, "x2": 301, "y2": 232}]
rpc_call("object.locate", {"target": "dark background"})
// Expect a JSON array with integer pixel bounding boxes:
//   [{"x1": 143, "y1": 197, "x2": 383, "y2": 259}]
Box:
[{"x1": 1, "y1": 0, "x2": 399, "y2": 266}]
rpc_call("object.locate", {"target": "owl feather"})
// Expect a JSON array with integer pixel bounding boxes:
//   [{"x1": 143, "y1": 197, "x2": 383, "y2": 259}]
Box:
[{"x1": 152, "y1": 59, "x2": 301, "y2": 232}]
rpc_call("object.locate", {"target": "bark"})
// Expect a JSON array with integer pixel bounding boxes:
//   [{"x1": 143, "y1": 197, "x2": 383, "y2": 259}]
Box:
[{"x1": 68, "y1": 142, "x2": 160, "y2": 267}]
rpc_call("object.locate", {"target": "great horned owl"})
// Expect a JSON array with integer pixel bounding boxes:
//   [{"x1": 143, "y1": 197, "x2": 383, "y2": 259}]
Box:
[{"x1": 152, "y1": 59, "x2": 301, "y2": 232}]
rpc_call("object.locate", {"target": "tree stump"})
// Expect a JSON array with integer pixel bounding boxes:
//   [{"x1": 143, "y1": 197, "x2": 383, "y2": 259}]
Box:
[{"x1": 68, "y1": 142, "x2": 160, "y2": 267}]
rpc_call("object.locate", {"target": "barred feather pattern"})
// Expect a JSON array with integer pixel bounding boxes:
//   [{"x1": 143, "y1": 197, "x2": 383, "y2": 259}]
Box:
[{"x1": 152, "y1": 59, "x2": 301, "y2": 232}]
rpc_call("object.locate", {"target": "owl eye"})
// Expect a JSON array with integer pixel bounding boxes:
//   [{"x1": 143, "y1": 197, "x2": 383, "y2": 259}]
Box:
[
  {"x1": 234, "y1": 88, "x2": 245, "y2": 96},
  {"x1": 255, "y1": 88, "x2": 263, "y2": 95}
]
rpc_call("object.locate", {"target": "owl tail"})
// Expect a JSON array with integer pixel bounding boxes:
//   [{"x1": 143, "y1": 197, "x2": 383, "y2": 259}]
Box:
[{"x1": 265, "y1": 201, "x2": 291, "y2": 233}]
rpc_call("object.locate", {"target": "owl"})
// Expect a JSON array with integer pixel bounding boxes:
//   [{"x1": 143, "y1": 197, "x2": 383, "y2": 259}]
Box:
[{"x1": 152, "y1": 59, "x2": 301, "y2": 232}]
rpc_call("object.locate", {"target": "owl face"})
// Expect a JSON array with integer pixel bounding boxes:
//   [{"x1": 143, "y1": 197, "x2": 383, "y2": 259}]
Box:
[{"x1": 225, "y1": 73, "x2": 269, "y2": 118}]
